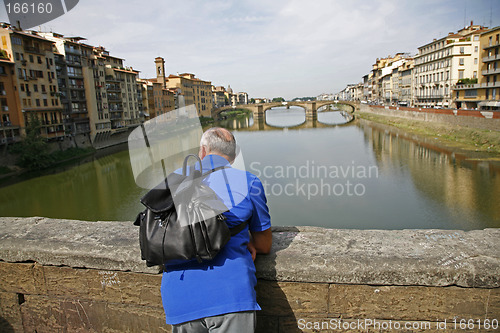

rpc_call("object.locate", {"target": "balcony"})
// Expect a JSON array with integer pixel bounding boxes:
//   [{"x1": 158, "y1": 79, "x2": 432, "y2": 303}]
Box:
[
  {"x1": 67, "y1": 72, "x2": 83, "y2": 78},
  {"x1": 481, "y1": 82, "x2": 500, "y2": 88},
  {"x1": 105, "y1": 75, "x2": 120, "y2": 82},
  {"x1": 453, "y1": 83, "x2": 479, "y2": 90},
  {"x1": 482, "y1": 68, "x2": 500, "y2": 76},
  {"x1": 483, "y1": 41, "x2": 500, "y2": 50},
  {"x1": 106, "y1": 85, "x2": 121, "y2": 92},
  {"x1": 482, "y1": 54, "x2": 500, "y2": 63},
  {"x1": 417, "y1": 95, "x2": 445, "y2": 100},
  {"x1": 64, "y1": 46, "x2": 81, "y2": 55},
  {"x1": 70, "y1": 108, "x2": 88, "y2": 114},
  {"x1": 24, "y1": 46, "x2": 41, "y2": 54}
]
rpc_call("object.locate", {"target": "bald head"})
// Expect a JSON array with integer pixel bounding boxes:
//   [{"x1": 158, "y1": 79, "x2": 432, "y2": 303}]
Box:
[{"x1": 199, "y1": 127, "x2": 236, "y2": 162}]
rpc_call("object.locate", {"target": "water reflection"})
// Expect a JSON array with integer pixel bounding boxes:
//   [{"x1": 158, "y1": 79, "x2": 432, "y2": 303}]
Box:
[
  {"x1": 361, "y1": 121, "x2": 500, "y2": 228},
  {"x1": 0, "y1": 150, "x2": 146, "y2": 221},
  {"x1": 317, "y1": 110, "x2": 354, "y2": 125},
  {"x1": 265, "y1": 107, "x2": 305, "y2": 128}
]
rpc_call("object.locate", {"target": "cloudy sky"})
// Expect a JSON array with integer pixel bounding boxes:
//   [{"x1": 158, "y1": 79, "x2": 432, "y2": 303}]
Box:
[{"x1": 1, "y1": 0, "x2": 499, "y2": 100}]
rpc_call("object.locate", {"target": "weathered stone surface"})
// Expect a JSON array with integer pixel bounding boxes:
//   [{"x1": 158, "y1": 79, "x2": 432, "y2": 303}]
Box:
[
  {"x1": 257, "y1": 226, "x2": 500, "y2": 288},
  {"x1": 40, "y1": 266, "x2": 162, "y2": 306},
  {"x1": 257, "y1": 281, "x2": 329, "y2": 317},
  {"x1": 0, "y1": 292, "x2": 23, "y2": 332},
  {"x1": 0, "y1": 217, "x2": 160, "y2": 274},
  {"x1": 1, "y1": 217, "x2": 499, "y2": 332},
  {"x1": 0, "y1": 262, "x2": 36, "y2": 294},
  {"x1": 20, "y1": 295, "x2": 169, "y2": 333},
  {"x1": 1, "y1": 218, "x2": 499, "y2": 288},
  {"x1": 328, "y1": 284, "x2": 499, "y2": 321}
]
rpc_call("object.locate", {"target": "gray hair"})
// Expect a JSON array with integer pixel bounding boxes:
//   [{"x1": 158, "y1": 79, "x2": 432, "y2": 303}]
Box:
[{"x1": 200, "y1": 127, "x2": 236, "y2": 160}]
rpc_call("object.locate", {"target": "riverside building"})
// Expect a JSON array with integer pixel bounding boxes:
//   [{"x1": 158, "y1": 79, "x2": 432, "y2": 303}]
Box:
[
  {"x1": 0, "y1": 24, "x2": 64, "y2": 142},
  {"x1": 414, "y1": 22, "x2": 487, "y2": 109},
  {"x1": 0, "y1": 24, "x2": 144, "y2": 145},
  {"x1": 454, "y1": 26, "x2": 500, "y2": 111},
  {"x1": 0, "y1": 52, "x2": 21, "y2": 145},
  {"x1": 39, "y1": 32, "x2": 92, "y2": 146},
  {"x1": 479, "y1": 26, "x2": 500, "y2": 110}
]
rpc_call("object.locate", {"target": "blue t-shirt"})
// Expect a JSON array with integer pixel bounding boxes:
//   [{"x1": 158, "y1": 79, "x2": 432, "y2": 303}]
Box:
[{"x1": 161, "y1": 154, "x2": 271, "y2": 325}]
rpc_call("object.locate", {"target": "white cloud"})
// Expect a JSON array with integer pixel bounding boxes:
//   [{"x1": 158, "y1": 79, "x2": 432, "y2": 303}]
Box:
[{"x1": 0, "y1": 0, "x2": 499, "y2": 99}]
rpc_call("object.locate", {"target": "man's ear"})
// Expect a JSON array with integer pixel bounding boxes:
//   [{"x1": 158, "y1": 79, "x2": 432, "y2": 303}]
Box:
[{"x1": 199, "y1": 145, "x2": 208, "y2": 159}]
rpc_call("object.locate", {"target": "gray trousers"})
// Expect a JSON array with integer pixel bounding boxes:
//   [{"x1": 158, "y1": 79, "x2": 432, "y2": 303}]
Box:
[{"x1": 171, "y1": 311, "x2": 256, "y2": 333}]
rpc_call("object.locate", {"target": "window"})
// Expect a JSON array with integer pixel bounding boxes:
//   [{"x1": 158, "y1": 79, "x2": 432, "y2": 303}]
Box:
[
  {"x1": 473, "y1": 71, "x2": 477, "y2": 78},
  {"x1": 29, "y1": 54, "x2": 34, "y2": 63},
  {"x1": 459, "y1": 58, "x2": 464, "y2": 66},
  {"x1": 474, "y1": 58, "x2": 478, "y2": 65},
  {"x1": 460, "y1": 47, "x2": 464, "y2": 54},
  {"x1": 474, "y1": 46, "x2": 478, "y2": 53},
  {"x1": 11, "y1": 36, "x2": 22, "y2": 45},
  {"x1": 459, "y1": 70, "x2": 464, "y2": 79},
  {"x1": 465, "y1": 90, "x2": 477, "y2": 98}
]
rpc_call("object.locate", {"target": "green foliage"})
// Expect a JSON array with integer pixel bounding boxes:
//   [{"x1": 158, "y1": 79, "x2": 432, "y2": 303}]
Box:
[
  {"x1": 457, "y1": 78, "x2": 478, "y2": 85},
  {"x1": 10, "y1": 114, "x2": 53, "y2": 170},
  {"x1": 292, "y1": 97, "x2": 317, "y2": 102},
  {"x1": 0, "y1": 166, "x2": 12, "y2": 175},
  {"x1": 219, "y1": 109, "x2": 251, "y2": 118},
  {"x1": 272, "y1": 97, "x2": 285, "y2": 103},
  {"x1": 0, "y1": 49, "x2": 9, "y2": 59},
  {"x1": 250, "y1": 98, "x2": 255, "y2": 104}
]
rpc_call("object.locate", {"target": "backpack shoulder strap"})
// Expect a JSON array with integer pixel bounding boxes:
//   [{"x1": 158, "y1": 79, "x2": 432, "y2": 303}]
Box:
[
  {"x1": 229, "y1": 220, "x2": 249, "y2": 236},
  {"x1": 201, "y1": 165, "x2": 229, "y2": 178}
]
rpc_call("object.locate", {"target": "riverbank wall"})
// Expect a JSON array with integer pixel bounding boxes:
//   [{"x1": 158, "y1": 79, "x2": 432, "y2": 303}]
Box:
[
  {"x1": 359, "y1": 104, "x2": 500, "y2": 131},
  {"x1": 0, "y1": 217, "x2": 498, "y2": 332}
]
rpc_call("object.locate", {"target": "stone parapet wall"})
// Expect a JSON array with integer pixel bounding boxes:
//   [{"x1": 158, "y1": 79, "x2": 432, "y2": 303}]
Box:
[
  {"x1": 359, "y1": 104, "x2": 500, "y2": 131},
  {"x1": 0, "y1": 217, "x2": 499, "y2": 332}
]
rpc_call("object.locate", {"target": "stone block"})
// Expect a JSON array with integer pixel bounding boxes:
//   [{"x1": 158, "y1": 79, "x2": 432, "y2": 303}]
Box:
[
  {"x1": 257, "y1": 281, "x2": 328, "y2": 317},
  {"x1": 329, "y1": 284, "x2": 497, "y2": 321},
  {"x1": 0, "y1": 262, "x2": 35, "y2": 294},
  {"x1": 20, "y1": 294, "x2": 169, "y2": 333},
  {"x1": 40, "y1": 266, "x2": 162, "y2": 307},
  {"x1": 0, "y1": 292, "x2": 23, "y2": 332}
]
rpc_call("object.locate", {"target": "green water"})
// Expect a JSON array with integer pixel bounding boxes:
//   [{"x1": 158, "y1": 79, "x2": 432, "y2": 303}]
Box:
[{"x1": 0, "y1": 107, "x2": 498, "y2": 230}]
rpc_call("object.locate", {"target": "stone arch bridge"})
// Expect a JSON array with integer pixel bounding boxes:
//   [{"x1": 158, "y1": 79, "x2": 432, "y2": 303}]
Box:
[{"x1": 212, "y1": 100, "x2": 359, "y2": 120}]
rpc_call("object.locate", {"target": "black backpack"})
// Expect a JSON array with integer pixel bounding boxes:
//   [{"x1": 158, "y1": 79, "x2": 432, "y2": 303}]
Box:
[{"x1": 134, "y1": 154, "x2": 248, "y2": 267}]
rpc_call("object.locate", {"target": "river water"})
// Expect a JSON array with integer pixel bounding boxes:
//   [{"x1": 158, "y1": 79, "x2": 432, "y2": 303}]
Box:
[{"x1": 0, "y1": 107, "x2": 498, "y2": 230}]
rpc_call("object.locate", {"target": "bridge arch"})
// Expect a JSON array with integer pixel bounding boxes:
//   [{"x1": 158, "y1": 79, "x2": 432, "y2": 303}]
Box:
[{"x1": 264, "y1": 106, "x2": 306, "y2": 129}]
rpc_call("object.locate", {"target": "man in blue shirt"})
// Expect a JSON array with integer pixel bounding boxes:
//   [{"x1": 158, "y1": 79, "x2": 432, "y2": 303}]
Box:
[{"x1": 161, "y1": 127, "x2": 272, "y2": 332}]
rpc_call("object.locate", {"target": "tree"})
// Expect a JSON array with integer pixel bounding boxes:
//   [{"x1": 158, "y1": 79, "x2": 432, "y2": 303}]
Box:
[
  {"x1": 11, "y1": 114, "x2": 53, "y2": 170},
  {"x1": 272, "y1": 97, "x2": 285, "y2": 103}
]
